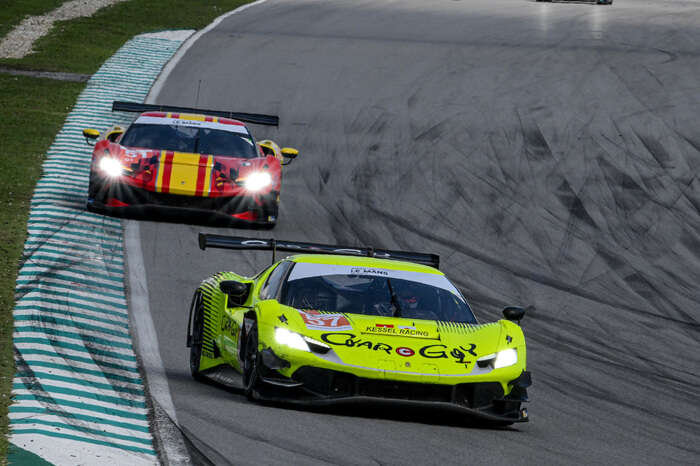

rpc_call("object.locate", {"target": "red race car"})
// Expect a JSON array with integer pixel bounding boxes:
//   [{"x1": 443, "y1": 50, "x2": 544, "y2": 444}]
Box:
[{"x1": 82, "y1": 101, "x2": 299, "y2": 228}]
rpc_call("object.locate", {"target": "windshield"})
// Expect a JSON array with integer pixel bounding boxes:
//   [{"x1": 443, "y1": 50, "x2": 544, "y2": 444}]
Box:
[
  {"x1": 280, "y1": 263, "x2": 477, "y2": 323},
  {"x1": 120, "y1": 123, "x2": 259, "y2": 158}
]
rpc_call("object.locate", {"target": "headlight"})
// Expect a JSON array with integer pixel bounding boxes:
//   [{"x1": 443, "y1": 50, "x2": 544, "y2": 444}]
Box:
[
  {"x1": 493, "y1": 348, "x2": 518, "y2": 369},
  {"x1": 275, "y1": 327, "x2": 309, "y2": 352},
  {"x1": 244, "y1": 171, "x2": 272, "y2": 191},
  {"x1": 99, "y1": 157, "x2": 124, "y2": 177},
  {"x1": 274, "y1": 327, "x2": 330, "y2": 353},
  {"x1": 476, "y1": 348, "x2": 518, "y2": 369}
]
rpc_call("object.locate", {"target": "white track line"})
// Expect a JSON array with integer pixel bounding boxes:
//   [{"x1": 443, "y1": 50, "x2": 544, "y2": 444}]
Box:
[
  {"x1": 126, "y1": 2, "x2": 269, "y2": 464},
  {"x1": 146, "y1": 0, "x2": 268, "y2": 103}
]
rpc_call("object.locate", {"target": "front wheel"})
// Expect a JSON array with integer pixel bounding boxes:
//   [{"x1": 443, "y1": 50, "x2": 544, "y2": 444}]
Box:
[
  {"x1": 86, "y1": 173, "x2": 109, "y2": 213},
  {"x1": 242, "y1": 319, "x2": 261, "y2": 400},
  {"x1": 257, "y1": 191, "x2": 278, "y2": 229},
  {"x1": 188, "y1": 291, "x2": 206, "y2": 382}
]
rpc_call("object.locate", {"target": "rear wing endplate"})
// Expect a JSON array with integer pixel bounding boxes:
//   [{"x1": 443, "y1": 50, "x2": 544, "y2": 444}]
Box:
[
  {"x1": 112, "y1": 101, "x2": 279, "y2": 126},
  {"x1": 198, "y1": 234, "x2": 440, "y2": 269}
]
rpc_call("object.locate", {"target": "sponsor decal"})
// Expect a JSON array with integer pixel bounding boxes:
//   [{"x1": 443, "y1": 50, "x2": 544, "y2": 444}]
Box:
[
  {"x1": 320, "y1": 333, "x2": 392, "y2": 354},
  {"x1": 418, "y1": 343, "x2": 477, "y2": 365},
  {"x1": 419, "y1": 344, "x2": 448, "y2": 359},
  {"x1": 278, "y1": 314, "x2": 288, "y2": 324},
  {"x1": 450, "y1": 345, "x2": 476, "y2": 367},
  {"x1": 350, "y1": 267, "x2": 389, "y2": 276},
  {"x1": 364, "y1": 325, "x2": 429, "y2": 337},
  {"x1": 298, "y1": 309, "x2": 352, "y2": 331},
  {"x1": 221, "y1": 315, "x2": 237, "y2": 336},
  {"x1": 135, "y1": 115, "x2": 249, "y2": 134},
  {"x1": 321, "y1": 333, "x2": 477, "y2": 364}
]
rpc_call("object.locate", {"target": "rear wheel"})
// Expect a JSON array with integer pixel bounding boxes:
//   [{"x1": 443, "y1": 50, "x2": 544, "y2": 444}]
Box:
[
  {"x1": 189, "y1": 291, "x2": 206, "y2": 381},
  {"x1": 242, "y1": 319, "x2": 261, "y2": 399}
]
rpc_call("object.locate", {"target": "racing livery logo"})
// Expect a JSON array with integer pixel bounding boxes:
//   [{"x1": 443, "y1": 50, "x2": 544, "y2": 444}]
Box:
[
  {"x1": 364, "y1": 324, "x2": 429, "y2": 337},
  {"x1": 321, "y1": 332, "x2": 477, "y2": 366},
  {"x1": 298, "y1": 310, "x2": 352, "y2": 331},
  {"x1": 350, "y1": 267, "x2": 388, "y2": 276}
]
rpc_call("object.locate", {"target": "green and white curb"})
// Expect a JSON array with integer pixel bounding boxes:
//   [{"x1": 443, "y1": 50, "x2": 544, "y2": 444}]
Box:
[{"x1": 10, "y1": 32, "x2": 189, "y2": 465}]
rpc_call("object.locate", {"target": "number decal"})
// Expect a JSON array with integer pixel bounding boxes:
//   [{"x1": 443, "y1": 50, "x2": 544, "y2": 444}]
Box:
[{"x1": 298, "y1": 310, "x2": 352, "y2": 331}]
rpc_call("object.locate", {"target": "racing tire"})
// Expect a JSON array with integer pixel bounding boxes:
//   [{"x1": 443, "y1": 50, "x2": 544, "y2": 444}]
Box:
[
  {"x1": 189, "y1": 291, "x2": 206, "y2": 382},
  {"x1": 260, "y1": 193, "x2": 279, "y2": 230},
  {"x1": 86, "y1": 175, "x2": 106, "y2": 213},
  {"x1": 242, "y1": 319, "x2": 261, "y2": 400}
]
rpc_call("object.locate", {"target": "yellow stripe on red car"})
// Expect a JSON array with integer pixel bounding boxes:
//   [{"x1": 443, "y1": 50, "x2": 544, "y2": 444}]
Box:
[
  {"x1": 155, "y1": 151, "x2": 174, "y2": 193},
  {"x1": 155, "y1": 151, "x2": 214, "y2": 196},
  {"x1": 196, "y1": 155, "x2": 213, "y2": 197}
]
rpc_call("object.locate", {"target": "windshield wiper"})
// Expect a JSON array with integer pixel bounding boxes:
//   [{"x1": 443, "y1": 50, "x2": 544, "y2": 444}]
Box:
[{"x1": 387, "y1": 278, "x2": 402, "y2": 318}]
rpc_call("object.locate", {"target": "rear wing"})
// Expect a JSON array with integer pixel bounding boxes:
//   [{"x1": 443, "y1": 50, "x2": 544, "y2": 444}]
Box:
[
  {"x1": 198, "y1": 234, "x2": 440, "y2": 269},
  {"x1": 112, "y1": 101, "x2": 279, "y2": 126}
]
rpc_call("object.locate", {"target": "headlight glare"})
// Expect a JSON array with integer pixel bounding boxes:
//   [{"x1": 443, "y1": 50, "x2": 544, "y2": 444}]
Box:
[
  {"x1": 99, "y1": 157, "x2": 124, "y2": 177},
  {"x1": 493, "y1": 348, "x2": 518, "y2": 369},
  {"x1": 244, "y1": 171, "x2": 272, "y2": 191},
  {"x1": 274, "y1": 327, "x2": 309, "y2": 352}
]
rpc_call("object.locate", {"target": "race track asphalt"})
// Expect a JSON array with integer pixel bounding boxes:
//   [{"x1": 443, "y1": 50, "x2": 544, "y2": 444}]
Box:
[{"x1": 134, "y1": 0, "x2": 700, "y2": 463}]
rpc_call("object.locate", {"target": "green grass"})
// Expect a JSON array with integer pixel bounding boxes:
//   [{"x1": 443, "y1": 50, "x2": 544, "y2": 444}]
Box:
[
  {"x1": 0, "y1": 74, "x2": 84, "y2": 463},
  {"x1": 0, "y1": 0, "x2": 253, "y2": 461},
  {"x1": 0, "y1": 0, "x2": 250, "y2": 74},
  {"x1": 0, "y1": 0, "x2": 65, "y2": 41}
]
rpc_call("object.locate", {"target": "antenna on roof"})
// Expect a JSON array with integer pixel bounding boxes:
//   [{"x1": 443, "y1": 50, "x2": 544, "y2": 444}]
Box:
[{"x1": 195, "y1": 79, "x2": 202, "y2": 108}]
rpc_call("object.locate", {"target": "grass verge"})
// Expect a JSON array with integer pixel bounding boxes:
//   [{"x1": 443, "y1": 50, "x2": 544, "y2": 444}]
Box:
[
  {"x1": 0, "y1": 0, "x2": 252, "y2": 461},
  {"x1": 0, "y1": 0, "x2": 251, "y2": 74},
  {"x1": 0, "y1": 74, "x2": 84, "y2": 463}
]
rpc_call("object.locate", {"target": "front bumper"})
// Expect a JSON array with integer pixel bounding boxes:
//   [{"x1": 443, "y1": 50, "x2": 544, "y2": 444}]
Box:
[
  {"x1": 256, "y1": 357, "x2": 531, "y2": 423},
  {"x1": 88, "y1": 176, "x2": 276, "y2": 226}
]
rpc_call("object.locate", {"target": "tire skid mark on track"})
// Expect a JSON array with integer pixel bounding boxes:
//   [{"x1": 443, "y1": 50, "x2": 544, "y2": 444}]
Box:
[{"x1": 143, "y1": 1, "x2": 700, "y2": 463}]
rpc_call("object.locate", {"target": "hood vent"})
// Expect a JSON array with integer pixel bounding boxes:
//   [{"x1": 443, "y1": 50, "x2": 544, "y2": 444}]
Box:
[{"x1": 436, "y1": 321, "x2": 498, "y2": 335}]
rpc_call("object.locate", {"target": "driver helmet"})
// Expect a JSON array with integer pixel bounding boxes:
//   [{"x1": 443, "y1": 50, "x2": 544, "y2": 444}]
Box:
[{"x1": 398, "y1": 291, "x2": 419, "y2": 310}]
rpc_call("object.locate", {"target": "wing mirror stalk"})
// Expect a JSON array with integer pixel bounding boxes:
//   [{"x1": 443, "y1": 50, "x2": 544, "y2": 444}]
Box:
[
  {"x1": 220, "y1": 281, "x2": 251, "y2": 307},
  {"x1": 82, "y1": 128, "x2": 100, "y2": 145},
  {"x1": 502, "y1": 306, "x2": 526, "y2": 323},
  {"x1": 281, "y1": 147, "x2": 299, "y2": 165}
]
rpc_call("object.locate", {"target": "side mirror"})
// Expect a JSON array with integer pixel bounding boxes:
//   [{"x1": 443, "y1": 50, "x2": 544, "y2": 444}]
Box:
[
  {"x1": 106, "y1": 127, "x2": 124, "y2": 142},
  {"x1": 281, "y1": 147, "x2": 299, "y2": 158},
  {"x1": 220, "y1": 281, "x2": 250, "y2": 306},
  {"x1": 281, "y1": 147, "x2": 299, "y2": 165},
  {"x1": 83, "y1": 128, "x2": 100, "y2": 145},
  {"x1": 502, "y1": 306, "x2": 525, "y2": 323}
]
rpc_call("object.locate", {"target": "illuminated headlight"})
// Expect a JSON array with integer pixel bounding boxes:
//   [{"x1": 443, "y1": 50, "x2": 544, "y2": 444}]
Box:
[
  {"x1": 494, "y1": 348, "x2": 518, "y2": 369},
  {"x1": 244, "y1": 171, "x2": 272, "y2": 191},
  {"x1": 274, "y1": 327, "x2": 330, "y2": 353},
  {"x1": 99, "y1": 157, "x2": 124, "y2": 177},
  {"x1": 476, "y1": 348, "x2": 518, "y2": 369},
  {"x1": 275, "y1": 327, "x2": 309, "y2": 352}
]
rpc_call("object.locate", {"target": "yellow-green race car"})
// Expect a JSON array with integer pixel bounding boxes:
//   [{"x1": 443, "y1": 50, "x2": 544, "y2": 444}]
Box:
[{"x1": 188, "y1": 234, "x2": 532, "y2": 424}]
